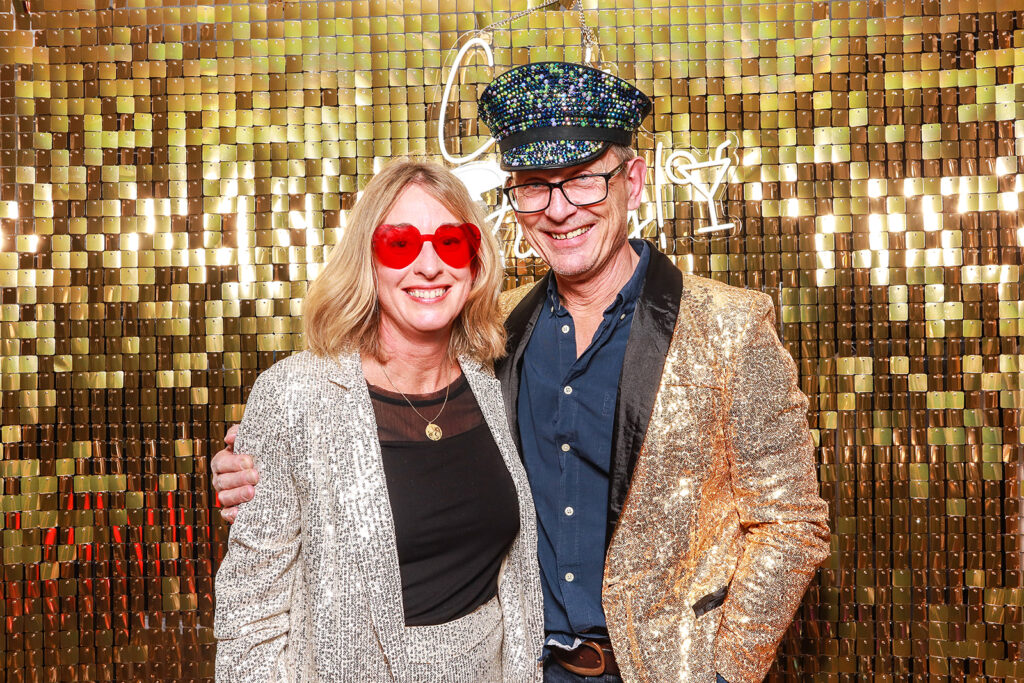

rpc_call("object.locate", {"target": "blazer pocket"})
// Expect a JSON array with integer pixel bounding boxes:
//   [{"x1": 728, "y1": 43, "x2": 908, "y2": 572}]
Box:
[{"x1": 692, "y1": 584, "x2": 729, "y2": 619}]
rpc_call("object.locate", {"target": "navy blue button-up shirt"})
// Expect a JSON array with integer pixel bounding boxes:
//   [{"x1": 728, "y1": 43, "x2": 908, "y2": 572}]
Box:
[{"x1": 517, "y1": 240, "x2": 650, "y2": 649}]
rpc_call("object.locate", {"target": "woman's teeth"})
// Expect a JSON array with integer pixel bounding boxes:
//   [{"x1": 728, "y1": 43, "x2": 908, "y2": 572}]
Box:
[
  {"x1": 551, "y1": 226, "x2": 590, "y2": 241},
  {"x1": 407, "y1": 288, "x2": 446, "y2": 301}
]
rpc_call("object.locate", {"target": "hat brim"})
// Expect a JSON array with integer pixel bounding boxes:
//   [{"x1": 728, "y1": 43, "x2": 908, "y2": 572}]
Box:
[{"x1": 500, "y1": 139, "x2": 610, "y2": 172}]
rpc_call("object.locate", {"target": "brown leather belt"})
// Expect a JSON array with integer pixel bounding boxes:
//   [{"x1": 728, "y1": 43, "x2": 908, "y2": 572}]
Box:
[{"x1": 550, "y1": 640, "x2": 620, "y2": 677}]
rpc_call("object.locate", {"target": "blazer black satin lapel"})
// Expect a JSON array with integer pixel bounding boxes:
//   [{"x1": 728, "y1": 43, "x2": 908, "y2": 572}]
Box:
[
  {"x1": 496, "y1": 275, "x2": 549, "y2": 454},
  {"x1": 606, "y1": 248, "x2": 682, "y2": 544}
]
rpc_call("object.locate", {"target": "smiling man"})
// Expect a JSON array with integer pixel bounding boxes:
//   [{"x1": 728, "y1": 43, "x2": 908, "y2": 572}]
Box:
[
  {"x1": 211, "y1": 62, "x2": 830, "y2": 683},
  {"x1": 478, "y1": 62, "x2": 830, "y2": 683}
]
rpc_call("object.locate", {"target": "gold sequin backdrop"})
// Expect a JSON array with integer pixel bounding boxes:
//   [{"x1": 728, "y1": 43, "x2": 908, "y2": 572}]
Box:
[{"x1": 0, "y1": 0, "x2": 1022, "y2": 679}]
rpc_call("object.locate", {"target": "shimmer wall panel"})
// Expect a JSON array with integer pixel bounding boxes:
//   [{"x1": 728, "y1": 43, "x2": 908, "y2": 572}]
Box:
[{"x1": 1, "y1": 0, "x2": 1022, "y2": 680}]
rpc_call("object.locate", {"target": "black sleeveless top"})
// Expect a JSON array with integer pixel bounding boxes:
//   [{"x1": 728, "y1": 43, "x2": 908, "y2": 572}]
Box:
[{"x1": 368, "y1": 374, "x2": 520, "y2": 626}]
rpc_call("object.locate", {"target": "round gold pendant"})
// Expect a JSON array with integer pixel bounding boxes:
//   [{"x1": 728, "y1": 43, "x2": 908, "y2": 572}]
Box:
[{"x1": 425, "y1": 423, "x2": 443, "y2": 441}]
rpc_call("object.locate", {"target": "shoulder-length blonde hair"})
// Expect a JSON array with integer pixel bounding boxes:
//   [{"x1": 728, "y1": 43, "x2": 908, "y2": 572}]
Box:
[{"x1": 303, "y1": 159, "x2": 506, "y2": 363}]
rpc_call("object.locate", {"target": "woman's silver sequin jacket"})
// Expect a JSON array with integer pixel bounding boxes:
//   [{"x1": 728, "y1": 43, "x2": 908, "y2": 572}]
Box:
[{"x1": 214, "y1": 351, "x2": 544, "y2": 682}]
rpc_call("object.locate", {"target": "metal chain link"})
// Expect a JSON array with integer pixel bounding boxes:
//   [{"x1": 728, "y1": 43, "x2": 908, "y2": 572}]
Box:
[
  {"x1": 477, "y1": 0, "x2": 562, "y2": 33},
  {"x1": 570, "y1": 0, "x2": 600, "y2": 62},
  {"x1": 474, "y1": 0, "x2": 600, "y2": 64}
]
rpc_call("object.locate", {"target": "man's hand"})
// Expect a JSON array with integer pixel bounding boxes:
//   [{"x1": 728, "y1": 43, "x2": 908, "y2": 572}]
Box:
[{"x1": 211, "y1": 425, "x2": 259, "y2": 523}]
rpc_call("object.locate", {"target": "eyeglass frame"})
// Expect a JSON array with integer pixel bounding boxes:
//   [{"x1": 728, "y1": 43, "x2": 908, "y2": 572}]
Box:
[{"x1": 502, "y1": 161, "x2": 628, "y2": 214}]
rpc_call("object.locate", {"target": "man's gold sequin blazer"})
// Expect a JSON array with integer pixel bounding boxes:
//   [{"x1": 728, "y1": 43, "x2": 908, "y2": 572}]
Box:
[
  {"x1": 498, "y1": 247, "x2": 831, "y2": 683},
  {"x1": 214, "y1": 352, "x2": 544, "y2": 682}
]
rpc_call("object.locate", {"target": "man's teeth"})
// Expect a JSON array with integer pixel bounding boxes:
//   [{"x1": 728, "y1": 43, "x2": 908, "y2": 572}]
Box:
[
  {"x1": 551, "y1": 226, "x2": 589, "y2": 241},
  {"x1": 407, "y1": 288, "x2": 446, "y2": 300}
]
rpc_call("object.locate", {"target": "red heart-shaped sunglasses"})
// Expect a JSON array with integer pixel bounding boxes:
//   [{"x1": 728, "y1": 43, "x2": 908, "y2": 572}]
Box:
[{"x1": 372, "y1": 222, "x2": 481, "y2": 270}]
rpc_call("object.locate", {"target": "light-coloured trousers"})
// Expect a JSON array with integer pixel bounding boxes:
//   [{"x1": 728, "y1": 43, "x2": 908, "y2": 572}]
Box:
[{"x1": 404, "y1": 597, "x2": 504, "y2": 682}]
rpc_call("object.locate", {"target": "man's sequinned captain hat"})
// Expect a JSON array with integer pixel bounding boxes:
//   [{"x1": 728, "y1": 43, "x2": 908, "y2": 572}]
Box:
[{"x1": 477, "y1": 61, "x2": 652, "y2": 171}]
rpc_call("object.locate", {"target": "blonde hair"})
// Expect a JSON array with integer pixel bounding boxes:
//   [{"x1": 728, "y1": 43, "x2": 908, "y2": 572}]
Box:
[{"x1": 303, "y1": 159, "x2": 506, "y2": 363}]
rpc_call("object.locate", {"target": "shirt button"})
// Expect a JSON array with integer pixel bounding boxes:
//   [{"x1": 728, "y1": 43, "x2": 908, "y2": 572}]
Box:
[
  {"x1": 561, "y1": 443, "x2": 570, "y2": 452},
  {"x1": 563, "y1": 385, "x2": 573, "y2": 395},
  {"x1": 561, "y1": 324, "x2": 570, "y2": 334},
  {"x1": 565, "y1": 572, "x2": 575, "y2": 583},
  {"x1": 620, "y1": 313, "x2": 626, "y2": 320},
  {"x1": 564, "y1": 506, "x2": 574, "y2": 516}
]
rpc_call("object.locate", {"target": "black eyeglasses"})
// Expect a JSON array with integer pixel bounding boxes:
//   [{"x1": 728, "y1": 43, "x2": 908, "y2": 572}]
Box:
[{"x1": 503, "y1": 161, "x2": 627, "y2": 213}]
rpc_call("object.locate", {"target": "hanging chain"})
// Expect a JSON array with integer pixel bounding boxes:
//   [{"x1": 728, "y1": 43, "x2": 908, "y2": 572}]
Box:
[
  {"x1": 473, "y1": 0, "x2": 599, "y2": 61},
  {"x1": 570, "y1": 0, "x2": 601, "y2": 65},
  {"x1": 476, "y1": 0, "x2": 562, "y2": 34}
]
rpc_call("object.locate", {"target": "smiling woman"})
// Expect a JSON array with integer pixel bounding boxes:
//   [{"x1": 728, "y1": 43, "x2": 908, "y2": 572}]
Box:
[
  {"x1": 302, "y1": 161, "x2": 506, "y2": 363},
  {"x1": 369, "y1": 189, "x2": 483, "y2": 360},
  {"x1": 212, "y1": 159, "x2": 543, "y2": 682}
]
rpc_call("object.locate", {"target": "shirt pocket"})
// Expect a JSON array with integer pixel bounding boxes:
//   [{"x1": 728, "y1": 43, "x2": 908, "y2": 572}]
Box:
[{"x1": 602, "y1": 390, "x2": 615, "y2": 417}]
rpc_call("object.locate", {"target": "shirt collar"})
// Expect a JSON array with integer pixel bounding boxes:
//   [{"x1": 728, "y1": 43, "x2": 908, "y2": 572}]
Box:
[{"x1": 545, "y1": 239, "x2": 651, "y2": 315}]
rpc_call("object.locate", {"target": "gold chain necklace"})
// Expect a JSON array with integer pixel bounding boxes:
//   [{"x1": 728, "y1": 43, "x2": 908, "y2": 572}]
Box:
[{"x1": 380, "y1": 364, "x2": 451, "y2": 441}]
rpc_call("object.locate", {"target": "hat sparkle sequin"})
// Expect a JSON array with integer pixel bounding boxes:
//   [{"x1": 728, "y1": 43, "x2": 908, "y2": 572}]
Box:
[{"x1": 478, "y1": 62, "x2": 653, "y2": 171}]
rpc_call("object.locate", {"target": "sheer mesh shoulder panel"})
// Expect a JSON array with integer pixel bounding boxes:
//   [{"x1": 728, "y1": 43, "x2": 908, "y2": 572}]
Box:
[{"x1": 367, "y1": 374, "x2": 484, "y2": 442}]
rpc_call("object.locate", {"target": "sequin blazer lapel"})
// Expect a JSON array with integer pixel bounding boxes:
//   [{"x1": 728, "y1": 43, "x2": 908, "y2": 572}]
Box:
[
  {"x1": 605, "y1": 248, "x2": 681, "y2": 543},
  {"x1": 324, "y1": 353, "x2": 411, "y2": 677}
]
